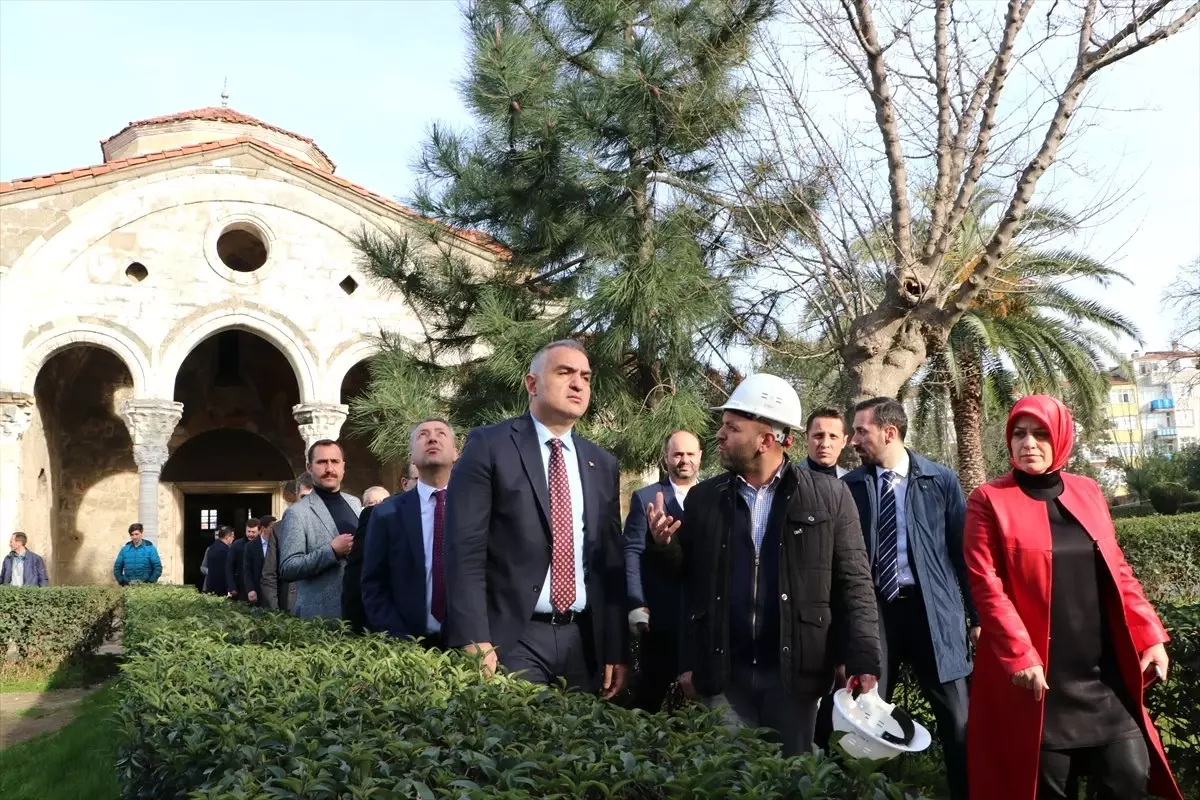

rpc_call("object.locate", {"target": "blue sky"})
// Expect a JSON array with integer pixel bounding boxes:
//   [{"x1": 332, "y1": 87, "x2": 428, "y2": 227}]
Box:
[{"x1": 1, "y1": 0, "x2": 1197, "y2": 355}]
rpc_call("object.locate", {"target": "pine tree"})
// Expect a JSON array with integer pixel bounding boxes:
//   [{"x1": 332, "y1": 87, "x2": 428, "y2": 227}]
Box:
[{"x1": 352, "y1": 0, "x2": 775, "y2": 469}]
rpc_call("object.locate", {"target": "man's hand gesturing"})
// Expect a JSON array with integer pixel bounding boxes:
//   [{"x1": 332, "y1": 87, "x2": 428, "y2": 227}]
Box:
[{"x1": 646, "y1": 491, "x2": 682, "y2": 545}]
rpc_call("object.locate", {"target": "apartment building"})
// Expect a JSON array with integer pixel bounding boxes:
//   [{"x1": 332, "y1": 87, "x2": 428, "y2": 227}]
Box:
[{"x1": 1132, "y1": 349, "x2": 1200, "y2": 455}]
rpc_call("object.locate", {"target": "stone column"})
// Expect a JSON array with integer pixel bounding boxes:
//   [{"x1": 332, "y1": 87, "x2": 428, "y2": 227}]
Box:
[
  {"x1": 118, "y1": 399, "x2": 183, "y2": 545},
  {"x1": 0, "y1": 392, "x2": 35, "y2": 540},
  {"x1": 292, "y1": 402, "x2": 349, "y2": 462}
]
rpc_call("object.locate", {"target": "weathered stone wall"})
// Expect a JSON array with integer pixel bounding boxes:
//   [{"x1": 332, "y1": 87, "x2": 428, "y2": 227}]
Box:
[
  {"x1": 17, "y1": 400, "x2": 55, "y2": 576},
  {"x1": 35, "y1": 348, "x2": 140, "y2": 586}
]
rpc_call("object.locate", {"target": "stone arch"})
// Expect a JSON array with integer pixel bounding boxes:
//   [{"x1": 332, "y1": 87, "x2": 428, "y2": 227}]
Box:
[
  {"x1": 21, "y1": 323, "x2": 151, "y2": 396},
  {"x1": 325, "y1": 338, "x2": 382, "y2": 400},
  {"x1": 157, "y1": 307, "x2": 320, "y2": 401}
]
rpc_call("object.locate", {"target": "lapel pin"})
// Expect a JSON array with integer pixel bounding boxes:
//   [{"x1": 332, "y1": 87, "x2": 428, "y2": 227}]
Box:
[{"x1": 588, "y1": 461, "x2": 595, "y2": 468}]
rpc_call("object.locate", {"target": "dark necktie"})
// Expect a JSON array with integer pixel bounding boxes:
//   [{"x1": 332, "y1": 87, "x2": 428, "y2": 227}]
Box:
[
  {"x1": 876, "y1": 470, "x2": 900, "y2": 601},
  {"x1": 431, "y1": 488, "x2": 446, "y2": 622},
  {"x1": 547, "y1": 439, "x2": 576, "y2": 612}
]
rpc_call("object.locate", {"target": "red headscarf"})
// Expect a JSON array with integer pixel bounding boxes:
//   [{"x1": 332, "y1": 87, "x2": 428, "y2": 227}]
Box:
[{"x1": 1006, "y1": 394, "x2": 1075, "y2": 473}]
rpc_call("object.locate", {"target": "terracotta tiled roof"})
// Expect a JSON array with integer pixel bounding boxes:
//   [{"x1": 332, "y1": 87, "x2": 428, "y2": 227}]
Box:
[
  {"x1": 0, "y1": 137, "x2": 508, "y2": 257},
  {"x1": 100, "y1": 106, "x2": 336, "y2": 170},
  {"x1": 1135, "y1": 351, "x2": 1200, "y2": 361}
]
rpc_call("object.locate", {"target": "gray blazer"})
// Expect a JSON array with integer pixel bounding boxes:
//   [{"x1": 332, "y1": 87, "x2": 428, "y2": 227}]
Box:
[{"x1": 277, "y1": 490, "x2": 362, "y2": 620}]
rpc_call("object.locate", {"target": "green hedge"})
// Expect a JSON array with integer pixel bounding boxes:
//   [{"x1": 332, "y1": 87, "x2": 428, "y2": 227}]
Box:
[
  {"x1": 1110, "y1": 503, "x2": 1156, "y2": 519},
  {"x1": 0, "y1": 586, "x2": 120, "y2": 674},
  {"x1": 1115, "y1": 513, "x2": 1200, "y2": 605},
  {"x1": 117, "y1": 587, "x2": 929, "y2": 799},
  {"x1": 1148, "y1": 602, "x2": 1200, "y2": 796}
]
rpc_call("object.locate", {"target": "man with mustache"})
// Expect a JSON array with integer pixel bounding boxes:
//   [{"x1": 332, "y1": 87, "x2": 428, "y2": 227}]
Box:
[
  {"x1": 445, "y1": 340, "x2": 628, "y2": 698},
  {"x1": 278, "y1": 441, "x2": 362, "y2": 620},
  {"x1": 647, "y1": 374, "x2": 879, "y2": 756},
  {"x1": 362, "y1": 418, "x2": 458, "y2": 646}
]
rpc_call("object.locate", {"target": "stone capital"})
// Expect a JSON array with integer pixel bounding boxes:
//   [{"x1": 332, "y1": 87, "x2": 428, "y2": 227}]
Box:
[
  {"x1": 0, "y1": 392, "x2": 35, "y2": 443},
  {"x1": 292, "y1": 402, "x2": 349, "y2": 453},
  {"x1": 119, "y1": 398, "x2": 183, "y2": 471}
]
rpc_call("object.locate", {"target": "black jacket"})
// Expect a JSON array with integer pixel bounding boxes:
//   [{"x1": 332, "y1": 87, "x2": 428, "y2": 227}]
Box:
[
  {"x1": 652, "y1": 462, "x2": 880, "y2": 698},
  {"x1": 205, "y1": 540, "x2": 233, "y2": 596},
  {"x1": 243, "y1": 535, "x2": 268, "y2": 605},
  {"x1": 226, "y1": 537, "x2": 249, "y2": 598},
  {"x1": 342, "y1": 505, "x2": 376, "y2": 633}
]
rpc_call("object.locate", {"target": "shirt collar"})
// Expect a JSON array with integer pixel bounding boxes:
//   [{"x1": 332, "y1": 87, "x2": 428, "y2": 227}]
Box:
[
  {"x1": 530, "y1": 414, "x2": 575, "y2": 452},
  {"x1": 735, "y1": 456, "x2": 788, "y2": 491},
  {"x1": 881, "y1": 449, "x2": 911, "y2": 479},
  {"x1": 416, "y1": 480, "x2": 446, "y2": 503}
]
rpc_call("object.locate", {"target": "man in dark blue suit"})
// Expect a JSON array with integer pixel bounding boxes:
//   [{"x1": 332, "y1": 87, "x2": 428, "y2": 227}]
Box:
[
  {"x1": 361, "y1": 419, "x2": 458, "y2": 645},
  {"x1": 445, "y1": 340, "x2": 628, "y2": 697},
  {"x1": 844, "y1": 397, "x2": 977, "y2": 800},
  {"x1": 623, "y1": 430, "x2": 701, "y2": 711}
]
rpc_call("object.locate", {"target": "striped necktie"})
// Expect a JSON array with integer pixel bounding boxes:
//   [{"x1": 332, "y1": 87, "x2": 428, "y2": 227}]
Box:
[{"x1": 876, "y1": 470, "x2": 900, "y2": 601}]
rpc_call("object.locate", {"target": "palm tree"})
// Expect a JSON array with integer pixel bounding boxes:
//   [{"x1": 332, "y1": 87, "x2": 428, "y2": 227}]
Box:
[{"x1": 909, "y1": 194, "x2": 1140, "y2": 493}]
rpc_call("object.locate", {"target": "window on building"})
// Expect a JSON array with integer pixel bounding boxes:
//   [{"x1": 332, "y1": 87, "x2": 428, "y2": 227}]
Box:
[
  {"x1": 1110, "y1": 389, "x2": 1132, "y2": 404},
  {"x1": 1111, "y1": 416, "x2": 1137, "y2": 430},
  {"x1": 1138, "y1": 363, "x2": 1149, "y2": 375},
  {"x1": 200, "y1": 509, "x2": 218, "y2": 530},
  {"x1": 1178, "y1": 409, "x2": 1196, "y2": 428}
]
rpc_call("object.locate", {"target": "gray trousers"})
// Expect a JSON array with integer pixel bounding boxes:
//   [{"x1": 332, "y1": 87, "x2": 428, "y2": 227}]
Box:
[{"x1": 702, "y1": 664, "x2": 821, "y2": 757}]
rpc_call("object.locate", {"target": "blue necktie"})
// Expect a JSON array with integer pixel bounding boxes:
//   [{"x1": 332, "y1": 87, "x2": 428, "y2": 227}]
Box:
[{"x1": 876, "y1": 470, "x2": 900, "y2": 601}]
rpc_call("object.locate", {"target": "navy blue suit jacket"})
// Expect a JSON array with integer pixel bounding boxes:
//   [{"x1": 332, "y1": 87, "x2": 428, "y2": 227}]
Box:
[
  {"x1": 623, "y1": 479, "x2": 686, "y2": 629},
  {"x1": 361, "y1": 489, "x2": 430, "y2": 639},
  {"x1": 444, "y1": 413, "x2": 626, "y2": 670}
]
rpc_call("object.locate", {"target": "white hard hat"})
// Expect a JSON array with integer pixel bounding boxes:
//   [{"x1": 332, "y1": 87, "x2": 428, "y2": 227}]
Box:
[
  {"x1": 829, "y1": 686, "x2": 931, "y2": 761},
  {"x1": 712, "y1": 373, "x2": 804, "y2": 438}
]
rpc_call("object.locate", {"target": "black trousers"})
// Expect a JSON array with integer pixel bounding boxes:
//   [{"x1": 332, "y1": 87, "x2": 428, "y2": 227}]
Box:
[
  {"x1": 501, "y1": 619, "x2": 593, "y2": 691},
  {"x1": 879, "y1": 590, "x2": 970, "y2": 800},
  {"x1": 702, "y1": 663, "x2": 821, "y2": 757},
  {"x1": 1037, "y1": 736, "x2": 1150, "y2": 800},
  {"x1": 634, "y1": 627, "x2": 679, "y2": 712}
]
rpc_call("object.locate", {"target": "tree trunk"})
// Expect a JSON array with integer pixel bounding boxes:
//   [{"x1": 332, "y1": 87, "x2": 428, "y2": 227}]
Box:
[
  {"x1": 841, "y1": 309, "x2": 930, "y2": 402},
  {"x1": 950, "y1": 347, "x2": 987, "y2": 494}
]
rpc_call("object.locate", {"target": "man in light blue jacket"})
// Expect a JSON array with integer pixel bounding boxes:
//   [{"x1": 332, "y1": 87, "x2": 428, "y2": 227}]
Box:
[{"x1": 112, "y1": 523, "x2": 162, "y2": 585}]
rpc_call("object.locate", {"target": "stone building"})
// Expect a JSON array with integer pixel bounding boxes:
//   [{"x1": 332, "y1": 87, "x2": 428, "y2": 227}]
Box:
[{"x1": 0, "y1": 106, "x2": 502, "y2": 586}]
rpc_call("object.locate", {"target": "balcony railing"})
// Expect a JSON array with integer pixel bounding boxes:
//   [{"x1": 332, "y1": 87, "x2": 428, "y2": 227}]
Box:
[
  {"x1": 1150, "y1": 399, "x2": 1175, "y2": 411},
  {"x1": 1157, "y1": 428, "x2": 1178, "y2": 437}
]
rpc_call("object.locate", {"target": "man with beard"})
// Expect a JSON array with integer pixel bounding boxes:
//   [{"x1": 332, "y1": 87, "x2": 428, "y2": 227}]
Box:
[
  {"x1": 843, "y1": 397, "x2": 976, "y2": 800},
  {"x1": 646, "y1": 374, "x2": 879, "y2": 756},
  {"x1": 362, "y1": 418, "x2": 458, "y2": 645},
  {"x1": 623, "y1": 430, "x2": 702, "y2": 711},
  {"x1": 278, "y1": 442, "x2": 362, "y2": 620},
  {"x1": 244, "y1": 515, "x2": 276, "y2": 607},
  {"x1": 225, "y1": 518, "x2": 260, "y2": 601}
]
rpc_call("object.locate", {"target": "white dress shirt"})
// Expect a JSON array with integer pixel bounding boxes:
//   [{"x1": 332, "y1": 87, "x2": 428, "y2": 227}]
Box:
[
  {"x1": 877, "y1": 450, "x2": 915, "y2": 587},
  {"x1": 415, "y1": 480, "x2": 445, "y2": 633},
  {"x1": 530, "y1": 415, "x2": 587, "y2": 613},
  {"x1": 671, "y1": 480, "x2": 691, "y2": 511}
]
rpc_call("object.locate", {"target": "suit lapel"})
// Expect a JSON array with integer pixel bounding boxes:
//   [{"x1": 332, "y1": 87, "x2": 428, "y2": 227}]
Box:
[
  {"x1": 512, "y1": 415, "x2": 552, "y2": 536},
  {"x1": 576, "y1": 437, "x2": 601, "y2": 546},
  {"x1": 402, "y1": 489, "x2": 426, "y2": 577},
  {"x1": 308, "y1": 494, "x2": 338, "y2": 540}
]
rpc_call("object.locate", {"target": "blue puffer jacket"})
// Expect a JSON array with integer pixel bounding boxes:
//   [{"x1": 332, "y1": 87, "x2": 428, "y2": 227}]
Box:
[{"x1": 113, "y1": 541, "x2": 162, "y2": 584}]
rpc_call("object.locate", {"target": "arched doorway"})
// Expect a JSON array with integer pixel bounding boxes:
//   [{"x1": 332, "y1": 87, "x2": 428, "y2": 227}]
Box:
[
  {"x1": 162, "y1": 428, "x2": 293, "y2": 589},
  {"x1": 29, "y1": 346, "x2": 136, "y2": 585},
  {"x1": 168, "y1": 329, "x2": 306, "y2": 584},
  {"x1": 339, "y1": 358, "x2": 398, "y2": 498}
]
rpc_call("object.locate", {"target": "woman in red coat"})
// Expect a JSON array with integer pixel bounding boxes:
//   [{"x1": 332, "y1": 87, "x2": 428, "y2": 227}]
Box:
[{"x1": 964, "y1": 395, "x2": 1181, "y2": 800}]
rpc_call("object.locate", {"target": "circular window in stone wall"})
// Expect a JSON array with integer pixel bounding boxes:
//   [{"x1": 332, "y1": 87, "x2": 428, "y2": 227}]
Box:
[{"x1": 216, "y1": 223, "x2": 269, "y2": 272}]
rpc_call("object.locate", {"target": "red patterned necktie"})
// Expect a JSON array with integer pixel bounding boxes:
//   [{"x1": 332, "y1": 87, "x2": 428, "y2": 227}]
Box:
[
  {"x1": 431, "y1": 488, "x2": 446, "y2": 622},
  {"x1": 547, "y1": 439, "x2": 576, "y2": 612}
]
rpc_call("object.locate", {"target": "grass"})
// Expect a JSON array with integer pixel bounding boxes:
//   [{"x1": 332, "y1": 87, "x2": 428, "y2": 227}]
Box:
[
  {"x1": 0, "y1": 682, "x2": 121, "y2": 800},
  {"x1": 0, "y1": 654, "x2": 120, "y2": 694}
]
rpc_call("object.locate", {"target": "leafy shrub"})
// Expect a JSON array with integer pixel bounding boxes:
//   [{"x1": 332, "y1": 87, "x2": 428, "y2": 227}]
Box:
[
  {"x1": 1148, "y1": 602, "x2": 1199, "y2": 797},
  {"x1": 1110, "y1": 503, "x2": 1156, "y2": 519},
  {"x1": 1115, "y1": 513, "x2": 1200, "y2": 605},
  {"x1": 117, "y1": 586, "x2": 929, "y2": 799},
  {"x1": 1180, "y1": 501, "x2": 1200, "y2": 514},
  {"x1": 1148, "y1": 482, "x2": 1194, "y2": 515},
  {"x1": 0, "y1": 586, "x2": 120, "y2": 675}
]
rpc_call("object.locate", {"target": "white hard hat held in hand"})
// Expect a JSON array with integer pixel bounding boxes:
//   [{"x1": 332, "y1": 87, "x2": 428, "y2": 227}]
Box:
[
  {"x1": 711, "y1": 373, "x2": 804, "y2": 441},
  {"x1": 829, "y1": 685, "x2": 932, "y2": 762}
]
